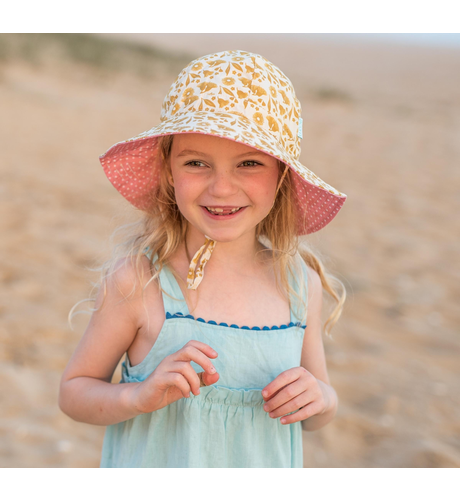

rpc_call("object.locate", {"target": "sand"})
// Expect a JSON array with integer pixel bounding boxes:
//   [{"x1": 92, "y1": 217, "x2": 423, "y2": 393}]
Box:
[{"x1": 0, "y1": 34, "x2": 459, "y2": 467}]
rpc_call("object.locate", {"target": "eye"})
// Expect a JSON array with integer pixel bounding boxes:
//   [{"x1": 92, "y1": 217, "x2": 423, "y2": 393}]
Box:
[
  {"x1": 185, "y1": 160, "x2": 207, "y2": 167},
  {"x1": 239, "y1": 160, "x2": 262, "y2": 167}
]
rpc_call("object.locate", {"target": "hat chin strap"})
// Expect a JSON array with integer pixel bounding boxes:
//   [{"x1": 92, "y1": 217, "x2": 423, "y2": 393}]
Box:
[
  {"x1": 186, "y1": 162, "x2": 289, "y2": 290},
  {"x1": 187, "y1": 235, "x2": 217, "y2": 290}
]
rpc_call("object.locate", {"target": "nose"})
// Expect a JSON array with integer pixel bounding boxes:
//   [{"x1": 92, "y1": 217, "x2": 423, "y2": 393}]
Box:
[{"x1": 207, "y1": 168, "x2": 239, "y2": 198}]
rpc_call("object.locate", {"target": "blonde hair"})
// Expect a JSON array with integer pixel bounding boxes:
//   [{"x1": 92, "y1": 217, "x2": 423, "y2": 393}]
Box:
[{"x1": 70, "y1": 134, "x2": 346, "y2": 338}]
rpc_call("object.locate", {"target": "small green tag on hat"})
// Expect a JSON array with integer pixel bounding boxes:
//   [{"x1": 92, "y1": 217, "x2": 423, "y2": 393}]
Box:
[{"x1": 298, "y1": 118, "x2": 303, "y2": 139}]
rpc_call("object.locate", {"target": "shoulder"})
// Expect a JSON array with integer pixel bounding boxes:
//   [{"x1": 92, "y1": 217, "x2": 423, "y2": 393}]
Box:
[
  {"x1": 304, "y1": 266, "x2": 323, "y2": 325},
  {"x1": 103, "y1": 255, "x2": 154, "y2": 297},
  {"x1": 306, "y1": 265, "x2": 321, "y2": 291},
  {"x1": 95, "y1": 255, "x2": 161, "y2": 321}
]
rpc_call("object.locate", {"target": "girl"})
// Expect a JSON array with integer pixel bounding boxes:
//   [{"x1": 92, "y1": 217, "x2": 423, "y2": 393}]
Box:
[{"x1": 59, "y1": 50, "x2": 347, "y2": 468}]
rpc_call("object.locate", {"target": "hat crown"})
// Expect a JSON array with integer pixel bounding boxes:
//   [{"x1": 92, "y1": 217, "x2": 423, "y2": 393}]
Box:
[{"x1": 160, "y1": 50, "x2": 302, "y2": 159}]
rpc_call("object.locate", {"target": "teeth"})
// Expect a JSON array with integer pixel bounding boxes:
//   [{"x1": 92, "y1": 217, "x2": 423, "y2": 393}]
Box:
[{"x1": 206, "y1": 207, "x2": 241, "y2": 214}]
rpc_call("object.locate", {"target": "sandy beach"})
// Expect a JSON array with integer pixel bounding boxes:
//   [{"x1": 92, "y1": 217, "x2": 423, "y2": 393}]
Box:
[{"x1": 0, "y1": 33, "x2": 459, "y2": 467}]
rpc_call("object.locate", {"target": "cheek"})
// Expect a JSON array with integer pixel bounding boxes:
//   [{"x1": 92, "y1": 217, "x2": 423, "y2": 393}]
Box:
[
  {"x1": 173, "y1": 184, "x2": 191, "y2": 212},
  {"x1": 248, "y1": 174, "x2": 279, "y2": 208},
  {"x1": 171, "y1": 174, "x2": 202, "y2": 214}
]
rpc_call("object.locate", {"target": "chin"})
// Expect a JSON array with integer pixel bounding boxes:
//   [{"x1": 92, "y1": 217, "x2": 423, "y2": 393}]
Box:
[{"x1": 202, "y1": 228, "x2": 249, "y2": 243}]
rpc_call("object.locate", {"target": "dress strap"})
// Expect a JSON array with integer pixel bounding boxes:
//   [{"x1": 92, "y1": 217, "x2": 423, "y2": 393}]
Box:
[
  {"x1": 144, "y1": 248, "x2": 190, "y2": 316},
  {"x1": 289, "y1": 256, "x2": 309, "y2": 326},
  {"x1": 158, "y1": 264, "x2": 191, "y2": 316}
]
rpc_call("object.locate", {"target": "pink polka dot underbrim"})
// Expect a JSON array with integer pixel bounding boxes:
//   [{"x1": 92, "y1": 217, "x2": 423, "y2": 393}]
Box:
[{"x1": 100, "y1": 112, "x2": 347, "y2": 236}]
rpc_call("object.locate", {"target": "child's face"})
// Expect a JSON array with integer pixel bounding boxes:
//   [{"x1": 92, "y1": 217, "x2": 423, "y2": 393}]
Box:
[{"x1": 169, "y1": 134, "x2": 280, "y2": 243}]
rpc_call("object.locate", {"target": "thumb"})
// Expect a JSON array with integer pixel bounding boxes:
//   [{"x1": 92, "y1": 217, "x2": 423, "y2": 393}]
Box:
[{"x1": 198, "y1": 371, "x2": 220, "y2": 387}]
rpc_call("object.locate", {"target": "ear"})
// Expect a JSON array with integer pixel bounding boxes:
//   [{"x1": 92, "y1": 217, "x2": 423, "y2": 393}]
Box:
[{"x1": 168, "y1": 173, "x2": 174, "y2": 187}]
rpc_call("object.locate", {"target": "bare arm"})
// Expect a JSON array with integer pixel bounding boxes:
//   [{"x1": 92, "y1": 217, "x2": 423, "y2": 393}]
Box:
[
  {"x1": 58, "y1": 257, "x2": 154, "y2": 426},
  {"x1": 59, "y1": 378, "x2": 144, "y2": 426},
  {"x1": 300, "y1": 267, "x2": 338, "y2": 432}
]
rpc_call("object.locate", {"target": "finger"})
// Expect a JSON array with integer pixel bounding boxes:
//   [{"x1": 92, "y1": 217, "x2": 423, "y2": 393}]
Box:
[
  {"x1": 262, "y1": 367, "x2": 305, "y2": 401},
  {"x1": 175, "y1": 344, "x2": 218, "y2": 375},
  {"x1": 267, "y1": 390, "x2": 310, "y2": 419},
  {"x1": 184, "y1": 340, "x2": 219, "y2": 359},
  {"x1": 198, "y1": 372, "x2": 207, "y2": 387},
  {"x1": 265, "y1": 386, "x2": 283, "y2": 401},
  {"x1": 198, "y1": 371, "x2": 220, "y2": 387},
  {"x1": 164, "y1": 372, "x2": 192, "y2": 399},
  {"x1": 263, "y1": 378, "x2": 310, "y2": 413},
  {"x1": 169, "y1": 361, "x2": 202, "y2": 395},
  {"x1": 279, "y1": 402, "x2": 322, "y2": 425}
]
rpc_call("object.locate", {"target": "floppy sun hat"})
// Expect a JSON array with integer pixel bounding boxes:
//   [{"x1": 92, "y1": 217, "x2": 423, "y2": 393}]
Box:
[{"x1": 100, "y1": 50, "x2": 347, "y2": 289}]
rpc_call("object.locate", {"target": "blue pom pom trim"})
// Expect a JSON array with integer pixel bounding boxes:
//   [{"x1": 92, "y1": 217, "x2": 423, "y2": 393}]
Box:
[{"x1": 165, "y1": 311, "x2": 306, "y2": 330}]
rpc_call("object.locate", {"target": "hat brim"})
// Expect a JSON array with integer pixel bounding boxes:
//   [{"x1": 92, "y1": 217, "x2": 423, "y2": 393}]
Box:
[{"x1": 100, "y1": 111, "x2": 347, "y2": 235}]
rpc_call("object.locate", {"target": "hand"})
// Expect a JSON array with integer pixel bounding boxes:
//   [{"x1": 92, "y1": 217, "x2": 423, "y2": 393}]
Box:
[
  {"x1": 130, "y1": 340, "x2": 219, "y2": 414},
  {"x1": 261, "y1": 367, "x2": 329, "y2": 425}
]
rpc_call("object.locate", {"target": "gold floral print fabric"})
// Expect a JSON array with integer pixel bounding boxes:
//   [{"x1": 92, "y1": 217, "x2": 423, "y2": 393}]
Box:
[{"x1": 158, "y1": 50, "x2": 303, "y2": 159}]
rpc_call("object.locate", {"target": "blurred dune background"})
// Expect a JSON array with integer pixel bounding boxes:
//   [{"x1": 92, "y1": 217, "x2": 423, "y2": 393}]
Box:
[{"x1": 0, "y1": 33, "x2": 459, "y2": 467}]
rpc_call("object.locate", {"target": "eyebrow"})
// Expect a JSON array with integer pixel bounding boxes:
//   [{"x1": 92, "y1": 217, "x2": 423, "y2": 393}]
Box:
[{"x1": 176, "y1": 149, "x2": 268, "y2": 158}]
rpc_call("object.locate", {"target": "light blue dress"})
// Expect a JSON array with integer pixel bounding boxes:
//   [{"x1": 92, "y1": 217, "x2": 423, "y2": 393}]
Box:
[{"x1": 100, "y1": 256, "x2": 308, "y2": 468}]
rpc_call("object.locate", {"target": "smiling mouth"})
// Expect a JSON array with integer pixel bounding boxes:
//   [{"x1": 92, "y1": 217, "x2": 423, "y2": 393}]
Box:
[{"x1": 204, "y1": 206, "x2": 244, "y2": 216}]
